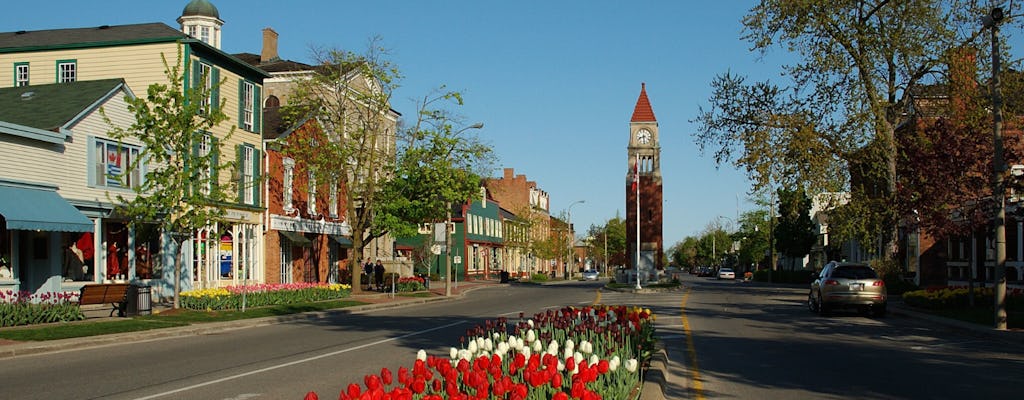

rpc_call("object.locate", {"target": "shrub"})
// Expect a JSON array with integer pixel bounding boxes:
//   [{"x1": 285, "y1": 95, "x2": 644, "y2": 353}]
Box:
[
  {"x1": 0, "y1": 290, "x2": 84, "y2": 327},
  {"x1": 902, "y1": 286, "x2": 1024, "y2": 309},
  {"x1": 396, "y1": 276, "x2": 426, "y2": 292},
  {"x1": 531, "y1": 273, "x2": 549, "y2": 282}
]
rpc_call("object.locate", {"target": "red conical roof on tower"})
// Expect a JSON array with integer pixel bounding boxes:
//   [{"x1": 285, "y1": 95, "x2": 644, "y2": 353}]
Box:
[{"x1": 630, "y1": 82, "x2": 656, "y2": 122}]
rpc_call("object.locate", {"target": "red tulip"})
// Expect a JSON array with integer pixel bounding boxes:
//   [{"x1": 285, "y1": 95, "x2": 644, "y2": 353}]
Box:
[
  {"x1": 552, "y1": 371, "x2": 563, "y2": 388},
  {"x1": 410, "y1": 378, "x2": 425, "y2": 394},
  {"x1": 381, "y1": 367, "x2": 393, "y2": 386},
  {"x1": 346, "y1": 383, "x2": 361, "y2": 399},
  {"x1": 397, "y1": 366, "x2": 410, "y2": 385},
  {"x1": 553, "y1": 392, "x2": 569, "y2": 400},
  {"x1": 303, "y1": 391, "x2": 318, "y2": 400}
]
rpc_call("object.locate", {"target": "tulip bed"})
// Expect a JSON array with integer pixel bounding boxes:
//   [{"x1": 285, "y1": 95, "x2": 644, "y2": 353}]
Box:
[
  {"x1": 180, "y1": 283, "x2": 351, "y2": 310},
  {"x1": 0, "y1": 290, "x2": 84, "y2": 327},
  {"x1": 305, "y1": 305, "x2": 656, "y2": 400},
  {"x1": 397, "y1": 277, "x2": 427, "y2": 292}
]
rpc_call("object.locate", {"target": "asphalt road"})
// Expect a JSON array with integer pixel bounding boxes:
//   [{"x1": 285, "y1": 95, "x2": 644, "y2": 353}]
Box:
[
  {"x1": 630, "y1": 274, "x2": 1024, "y2": 399},
  {"x1": 0, "y1": 283, "x2": 605, "y2": 400},
  {"x1": 3, "y1": 277, "x2": 1022, "y2": 399}
]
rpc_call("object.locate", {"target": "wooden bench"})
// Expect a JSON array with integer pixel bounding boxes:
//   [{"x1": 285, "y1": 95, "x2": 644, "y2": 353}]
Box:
[{"x1": 79, "y1": 283, "x2": 130, "y2": 317}]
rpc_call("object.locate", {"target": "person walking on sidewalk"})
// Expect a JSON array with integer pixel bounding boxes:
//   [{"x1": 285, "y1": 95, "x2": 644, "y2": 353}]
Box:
[{"x1": 374, "y1": 260, "x2": 385, "y2": 291}]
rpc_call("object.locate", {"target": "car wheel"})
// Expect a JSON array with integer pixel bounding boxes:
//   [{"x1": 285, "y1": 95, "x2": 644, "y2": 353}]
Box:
[
  {"x1": 817, "y1": 294, "x2": 830, "y2": 316},
  {"x1": 808, "y1": 291, "x2": 818, "y2": 313}
]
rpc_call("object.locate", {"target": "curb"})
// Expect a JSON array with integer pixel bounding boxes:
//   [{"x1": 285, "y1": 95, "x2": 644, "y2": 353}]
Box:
[{"x1": 887, "y1": 302, "x2": 1024, "y2": 345}]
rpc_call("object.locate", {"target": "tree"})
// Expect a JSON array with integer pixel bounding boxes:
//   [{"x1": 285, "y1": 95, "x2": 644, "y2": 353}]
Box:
[
  {"x1": 280, "y1": 40, "x2": 400, "y2": 294},
  {"x1": 106, "y1": 49, "x2": 235, "y2": 308},
  {"x1": 774, "y1": 187, "x2": 817, "y2": 269},
  {"x1": 694, "y1": 0, "x2": 998, "y2": 261},
  {"x1": 586, "y1": 216, "x2": 627, "y2": 269}
]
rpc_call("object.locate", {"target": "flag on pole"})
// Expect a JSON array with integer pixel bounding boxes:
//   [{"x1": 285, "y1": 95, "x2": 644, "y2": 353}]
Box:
[{"x1": 632, "y1": 155, "x2": 639, "y2": 192}]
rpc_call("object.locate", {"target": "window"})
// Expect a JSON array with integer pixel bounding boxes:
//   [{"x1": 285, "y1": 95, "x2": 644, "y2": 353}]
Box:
[
  {"x1": 14, "y1": 62, "x2": 28, "y2": 87},
  {"x1": 238, "y1": 80, "x2": 261, "y2": 133},
  {"x1": 192, "y1": 61, "x2": 218, "y2": 114},
  {"x1": 279, "y1": 239, "x2": 293, "y2": 284},
  {"x1": 283, "y1": 158, "x2": 294, "y2": 212},
  {"x1": 241, "y1": 146, "x2": 254, "y2": 204},
  {"x1": 193, "y1": 133, "x2": 213, "y2": 196},
  {"x1": 57, "y1": 60, "x2": 76, "y2": 83},
  {"x1": 308, "y1": 171, "x2": 317, "y2": 215},
  {"x1": 329, "y1": 179, "x2": 338, "y2": 218},
  {"x1": 187, "y1": 25, "x2": 198, "y2": 38},
  {"x1": 92, "y1": 137, "x2": 142, "y2": 189}
]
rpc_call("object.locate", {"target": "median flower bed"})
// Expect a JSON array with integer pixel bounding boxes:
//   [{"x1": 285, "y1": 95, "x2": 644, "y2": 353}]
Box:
[
  {"x1": 180, "y1": 283, "x2": 351, "y2": 310},
  {"x1": 397, "y1": 277, "x2": 427, "y2": 292},
  {"x1": 0, "y1": 290, "x2": 83, "y2": 327},
  {"x1": 903, "y1": 286, "x2": 1024, "y2": 309},
  {"x1": 304, "y1": 305, "x2": 655, "y2": 399}
]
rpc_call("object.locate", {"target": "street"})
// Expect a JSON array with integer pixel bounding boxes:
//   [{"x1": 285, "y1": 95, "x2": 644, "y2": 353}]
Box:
[{"x1": 2, "y1": 278, "x2": 1023, "y2": 399}]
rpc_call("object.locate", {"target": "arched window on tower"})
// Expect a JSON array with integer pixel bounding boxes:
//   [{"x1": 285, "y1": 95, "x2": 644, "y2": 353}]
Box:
[{"x1": 265, "y1": 95, "x2": 280, "y2": 108}]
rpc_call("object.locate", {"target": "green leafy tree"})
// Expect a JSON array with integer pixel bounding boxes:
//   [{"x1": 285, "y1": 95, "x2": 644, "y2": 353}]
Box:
[
  {"x1": 105, "y1": 50, "x2": 235, "y2": 308},
  {"x1": 774, "y1": 187, "x2": 817, "y2": 268},
  {"x1": 694, "y1": 0, "x2": 998, "y2": 261},
  {"x1": 587, "y1": 216, "x2": 627, "y2": 268},
  {"x1": 280, "y1": 40, "x2": 400, "y2": 293}
]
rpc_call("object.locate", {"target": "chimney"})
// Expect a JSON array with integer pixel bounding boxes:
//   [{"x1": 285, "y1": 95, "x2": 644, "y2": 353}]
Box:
[
  {"x1": 261, "y1": 27, "x2": 279, "y2": 63},
  {"x1": 503, "y1": 168, "x2": 514, "y2": 179}
]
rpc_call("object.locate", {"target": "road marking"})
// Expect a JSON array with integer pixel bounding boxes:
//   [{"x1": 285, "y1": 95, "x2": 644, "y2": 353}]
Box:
[
  {"x1": 132, "y1": 321, "x2": 466, "y2": 400},
  {"x1": 681, "y1": 288, "x2": 705, "y2": 400},
  {"x1": 594, "y1": 289, "x2": 602, "y2": 305}
]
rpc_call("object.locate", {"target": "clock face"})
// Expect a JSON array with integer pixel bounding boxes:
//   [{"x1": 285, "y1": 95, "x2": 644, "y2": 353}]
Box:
[{"x1": 636, "y1": 129, "x2": 652, "y2": 144}]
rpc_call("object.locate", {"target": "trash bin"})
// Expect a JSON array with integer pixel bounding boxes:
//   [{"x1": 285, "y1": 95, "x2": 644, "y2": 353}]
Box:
[
  {"x1": 420, "y1": 274, "x2": 430, "y2": 289},
  {"x1": 126, "y1": 284, "x2": 152, "y2": 316},
  {"x1": 500, "y1": 270, "x2": 510, "y2": 283}
]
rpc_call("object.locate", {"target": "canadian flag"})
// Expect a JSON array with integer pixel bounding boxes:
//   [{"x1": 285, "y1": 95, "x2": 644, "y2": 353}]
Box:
[{"x1": 632, "y1": 155, "x2": 639, "y2": 192}]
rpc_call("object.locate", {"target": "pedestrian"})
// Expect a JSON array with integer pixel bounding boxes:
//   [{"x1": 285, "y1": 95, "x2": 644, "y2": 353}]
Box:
[
  {"x1": 374, "y1": 259, "x2": 385, "y2": 291},
  {"x1": 363, "y1": 259, "x2": 374, "y2": 291}
]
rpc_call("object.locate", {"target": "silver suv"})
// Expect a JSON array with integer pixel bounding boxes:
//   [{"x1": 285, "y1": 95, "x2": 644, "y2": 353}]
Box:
[{"x1": 808, "y1": 261, "x2": 887, "y2": 317}]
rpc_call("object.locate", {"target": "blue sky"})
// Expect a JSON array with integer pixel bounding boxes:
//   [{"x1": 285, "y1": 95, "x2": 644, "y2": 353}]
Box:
[{"x1": 5, "y1": 1, "x2": 1018, "y2": 249}]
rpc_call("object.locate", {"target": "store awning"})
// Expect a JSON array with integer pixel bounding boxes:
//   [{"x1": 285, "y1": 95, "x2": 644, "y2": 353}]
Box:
[
  {"x1": 0, "y1": 184, "x2": 93, "y2": 232},
  {"x1": 279, "y1": 230, "x2": 311, "y2": 247},
  {"x1": 330, "y1": 235, "x2": 353, "y2": 248}
]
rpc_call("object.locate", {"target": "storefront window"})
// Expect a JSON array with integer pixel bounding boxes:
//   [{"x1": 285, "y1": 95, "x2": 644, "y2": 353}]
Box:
[
  {"x1": 1, "y1": 223, "x2": 13, "y2": 281},
  {"x1": 105, "y1": 223, "x2": 129, "y2": 281},
  {"x1": 220, "y1": 231, "x2": 233, "y2": 279},
  {"x1": 134, "y1": 223, "x2": 162, "y2": 280},
  {"x1": 62, "y1": 232, "x2": 95, "y2": 282}
]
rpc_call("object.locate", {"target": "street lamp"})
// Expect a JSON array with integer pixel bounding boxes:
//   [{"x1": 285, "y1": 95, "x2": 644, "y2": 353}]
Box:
[
  {"x1": 566, "y1": 200, "x2": 585, "y2": 279},
  {"x1": 984, "y1": 7, "x2": 1008, "y2": 330},
  {"x1": 444, "y1": 122, "x2": 484, "y2": 297}
]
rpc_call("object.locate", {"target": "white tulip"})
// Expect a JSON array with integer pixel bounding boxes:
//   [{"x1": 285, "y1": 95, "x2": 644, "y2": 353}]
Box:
[
  {"x1": 564, "y1": 338, "x2": 575, "y2": 353},
  {"x1": 450, "y1": 347, "x2": 459, "y2": 360},
  {"x1": 527, "y1": 319, "x2": 534, "y2": 328},
  {"x1": 484, "y1": 337, "x2": 494, "y2": 352},
  {"x1": 574, "y1": 351, "x2": 584, "y2": 363},
  {"x1": 417, "y1": 349, "x2": 427, "y2": 361},
  {"x1": 532, "y1": 340, "x2": 543, "y2": 353},
  {"x1": 526, "y1": 329, "x2": 536, "y2": 343},
  {"x1": 625, "y1": 359, "x2": 638, "y2": 373},
  {"x1": 589, "y1": 354, "x2": 600, "y2": 367},
  {"x1": 468, "y1": 340, "x2": 478, "y2": 354},
  {"x1": 547, "y1": 340, "x2": 559, "y2": 356},
  {"x1": 563, "y1": 347, "x2": 574, "y2": 361},
  {"x1": 521, "y1": 347, "x2": 531, "y2": 359},
  {"x1": 557, "y1": 360, "x2": 565, "y2": 372}
]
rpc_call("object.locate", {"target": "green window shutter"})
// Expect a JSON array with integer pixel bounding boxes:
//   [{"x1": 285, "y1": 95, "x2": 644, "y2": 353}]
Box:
[
  {"x1": 236, "y1": 144, "x2": 245, "y2": 202},
  {"x1": 186, "y1": 136, "x2": 199, "y2": 197},
  {"x1": 191, "y1": 61, "x2": 201, "y2": 91},
  {"x1": 211, "y1": 68, "x2": 220, "y2": 112},
  {"x1": 252, "y1": 147, "x2": 261, "y2": 206},
  {"x1": 237, "y1": 79, "x2": 245, "y2": 130},
  {"x1": 254, "y1": 85, "x2": 262, "y2": 134}
]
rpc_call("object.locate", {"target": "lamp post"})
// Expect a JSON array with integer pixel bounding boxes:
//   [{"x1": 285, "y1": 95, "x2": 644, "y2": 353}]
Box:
[
  {"x1": 985, "y1": 7, "x2": 1007, "y2": 330},
  {"x1": 566, "y1": 200, "x2": 585, "y2": 280},
  {"x1": 444, "y1": 122, "x2": 484, "y2": 297}
]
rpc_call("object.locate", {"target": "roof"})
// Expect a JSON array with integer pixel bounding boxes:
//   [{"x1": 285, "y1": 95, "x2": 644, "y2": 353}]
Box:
[
  {"x1": 0, "y1": 23, "x2": 184, "y2": 52},
  {"x1": 234, "y1": 52, "x2": 314, "y2": 73},
  {"x1": 0, "y1": 79, "x2": 127, "y2": 131},
  {"x1": 630, "y1": 82, "x2": 657, "y2": 122},
  {"x1": 0, "y1": 23, "x2": 269, "y2": 81},
  {"x1": 182, "y1": 0, "x2": 220, "y2": 19}
]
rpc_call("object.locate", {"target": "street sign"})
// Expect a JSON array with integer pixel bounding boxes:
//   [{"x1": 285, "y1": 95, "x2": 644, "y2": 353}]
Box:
[
  {"x1": 430, "y1": 245, "x2": 442, "y2": 255},
  {"x1": 454, "y1": 256, "x2": 462, "y2": 264}
]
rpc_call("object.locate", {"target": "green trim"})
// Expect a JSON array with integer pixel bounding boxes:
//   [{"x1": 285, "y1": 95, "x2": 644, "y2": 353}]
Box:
[
  {"x1": 55, "y1": 59, "x2": 76, "y2": 83},
  {"x1": 13, "y1": 61, "x2": 28, "y2": 86},
  {"x1": 183, "y1": 44, "x2": 191, "y2": 105},
  {"x1": 0, "y1": 36, "x2": 184, "y2": 54}
]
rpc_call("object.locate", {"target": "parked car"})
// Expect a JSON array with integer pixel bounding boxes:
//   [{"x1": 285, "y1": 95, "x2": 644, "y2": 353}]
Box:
[
  {"x1": 808, "y1": 261, "x2": 887, "y2": 317},
  {"x1": 717, "y1": 267, "x2": 735, "y2": 280},
  {"x1": 582, "y1": 270, "x2": 599, "y2": 281},
  {"x1": 698, "y1": 266, "x2": 714, "y2": 277}
]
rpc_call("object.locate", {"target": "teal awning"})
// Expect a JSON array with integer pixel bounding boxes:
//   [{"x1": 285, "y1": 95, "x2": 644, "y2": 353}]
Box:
[
  {"x1": 330, "y1": 235, "x2": 353, "y2": 248},
  {"x1": 279, "y1": 230, "x2": 311, "y2": 247},
  {"x1": 0, "y1": 184, "x2": 93, "y2": 232}
]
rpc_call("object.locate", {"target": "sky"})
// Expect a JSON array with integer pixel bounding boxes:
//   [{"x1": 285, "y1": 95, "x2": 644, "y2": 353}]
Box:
[{"x1": 4, "y1": 1, "x2": 1020, "y2": 249}]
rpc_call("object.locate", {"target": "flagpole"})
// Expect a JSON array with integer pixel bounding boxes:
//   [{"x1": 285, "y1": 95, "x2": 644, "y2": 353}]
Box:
[{"x1": 635, "y1": 153, "x2": 642, "y2": 289}]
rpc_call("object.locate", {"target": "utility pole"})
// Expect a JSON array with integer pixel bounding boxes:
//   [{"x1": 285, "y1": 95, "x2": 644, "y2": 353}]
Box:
[
  {"x1": 986, "y1": 6, "x2": 1007, "y2": 330},
  {"x1": 445, "y1": 206, "x2": 453, "y2": 297}
]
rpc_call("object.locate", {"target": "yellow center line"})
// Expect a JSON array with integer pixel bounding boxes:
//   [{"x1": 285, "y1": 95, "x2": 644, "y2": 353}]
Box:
[
  {"x1": 681, "y1": 287, "x2": 704, "y2": 399},
  {"x1": 593, "y1": 288, "x2": 602, "y2": 305}
]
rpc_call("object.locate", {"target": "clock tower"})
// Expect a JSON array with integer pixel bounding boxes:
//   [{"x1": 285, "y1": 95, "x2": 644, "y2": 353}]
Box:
[{"x1": 626, "y1": 83, "x2": 663, "y2": 280}]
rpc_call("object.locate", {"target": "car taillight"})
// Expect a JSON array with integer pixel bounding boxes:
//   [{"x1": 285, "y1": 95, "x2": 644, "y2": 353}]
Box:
[
  {"x1": 872, "y1": 280, "x2": 885, "y2": 287},
  {"x1": 824, "y1": 279, "x2": 839, "y2": 286}
]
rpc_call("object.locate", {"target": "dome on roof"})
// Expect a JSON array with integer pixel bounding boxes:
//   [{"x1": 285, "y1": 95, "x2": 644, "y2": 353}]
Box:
[{"x1": 181, "y1": 0, "x2": 220, "y2": 19}]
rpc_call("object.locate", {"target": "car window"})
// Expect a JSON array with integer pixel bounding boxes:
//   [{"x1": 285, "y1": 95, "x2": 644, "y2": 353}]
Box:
[{"x1": 831, "y1": 266, "x2": 877, "y2": 279}]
